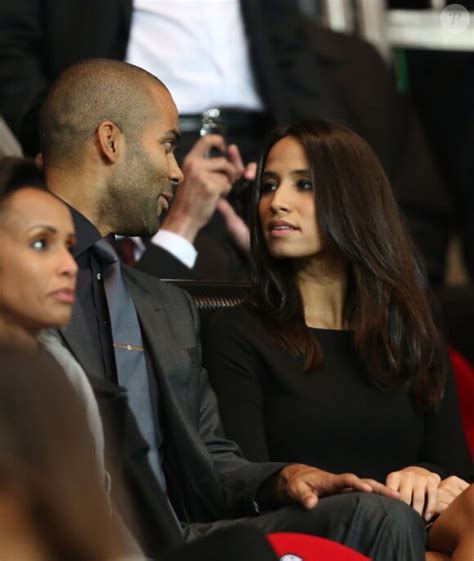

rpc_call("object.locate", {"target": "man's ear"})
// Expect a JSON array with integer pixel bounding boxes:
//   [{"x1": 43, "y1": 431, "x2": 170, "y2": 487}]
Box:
[{"x1": 96, "y1": 121, "x2": 123, "y2": 163}]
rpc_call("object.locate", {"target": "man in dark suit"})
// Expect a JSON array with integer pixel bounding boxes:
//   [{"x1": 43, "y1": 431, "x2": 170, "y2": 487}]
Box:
[
  {"x1": 40, "y1": 58, "x2": 426, "y2": 560},
  {"x1": 0, "y1": 0, "x2": 452, "y2": 284}
]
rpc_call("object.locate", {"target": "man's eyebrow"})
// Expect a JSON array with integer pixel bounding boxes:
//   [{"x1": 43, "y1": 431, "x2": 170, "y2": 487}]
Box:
[{"x1": 164, "y1": 129, "x2": 181, "y2": 146}]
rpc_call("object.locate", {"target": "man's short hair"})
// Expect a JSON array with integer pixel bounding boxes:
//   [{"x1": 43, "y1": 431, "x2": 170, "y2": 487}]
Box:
[{"x1": 39, "y1": 59, "x2": 168, "y2": 165}]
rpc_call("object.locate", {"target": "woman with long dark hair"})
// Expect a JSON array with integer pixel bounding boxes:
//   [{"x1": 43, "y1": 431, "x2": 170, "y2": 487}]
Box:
[{"x1": 203, "y1": 121, "x2": 473, "y2": 560}]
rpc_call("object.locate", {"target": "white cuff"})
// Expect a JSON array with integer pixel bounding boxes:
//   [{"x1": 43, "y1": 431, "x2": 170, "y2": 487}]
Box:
[{"x1": 151, "y1": 229, "x2": 197, "y2": 269}]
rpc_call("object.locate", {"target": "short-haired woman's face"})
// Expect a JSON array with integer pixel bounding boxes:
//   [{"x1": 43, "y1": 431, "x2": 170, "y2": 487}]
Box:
[
  {"x1": 258, "y1": 136, "x2": 321, "y2": 260},
  {"x1": 0, "y1": 188, "x2": 77, "y2": 333}
]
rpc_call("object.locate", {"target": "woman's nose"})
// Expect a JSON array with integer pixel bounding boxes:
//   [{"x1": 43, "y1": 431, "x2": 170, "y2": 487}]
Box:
[
  {"x1": 59, "y1": 248, "x2": 78, "y2": 278},
  {"x1": 270, "y1": 183, "x2": 292, "y2": 212}
]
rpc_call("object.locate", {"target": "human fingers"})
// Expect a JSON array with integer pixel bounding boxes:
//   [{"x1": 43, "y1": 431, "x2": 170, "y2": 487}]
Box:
[
  {"x1": 203, "y1": 156, "x2": 243, "y2": 184},
  {"x1": 411, "y1": 476, "x2": 428, "y2": 516},
  {"x1": 244, "y1": 162, "x2": 257, "y2": 181},
  {"x1": 386, "y1": 471, "x2": 402, "y2": 493},
  {"x1": 287, "y1": 478, "x2": 320, "y2": 510},
  {"x1": 397, "y1": 472, "x2": 415, "y2": 507},
  {"x1": 185, "y1": 134, "x2": 227, "y2": 158},
  {"x1": 216, "y1": 199, "x2": 250, "y2": 253},
  {"x1": 439, "y1": 476, "x2": 469, "y2": 495},
  {"x1": 333, "y1": 473, "x2": 372, "y2": 494},
  {"x1": 424, "y1": 477, "x2": 439, "y2": 521},
  {"x1": 361, "y1": 478, "x2": 400, "y2": 499},
  {"x1": 226, "y1": 144, "x2": 245, "y2": 174}
]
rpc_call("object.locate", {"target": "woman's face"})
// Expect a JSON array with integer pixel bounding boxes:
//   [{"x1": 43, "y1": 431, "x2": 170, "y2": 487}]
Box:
[
  {"x1": 258, "y1": 136, "x2": 322, "y2": 260},
  {"x1": 0, "y1": 188, "x2": 77, "y2": 333}
]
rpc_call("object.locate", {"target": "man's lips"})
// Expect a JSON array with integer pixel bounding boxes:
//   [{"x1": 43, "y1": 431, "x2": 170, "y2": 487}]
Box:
[
  {"x1": 159, "y1": 191, "x2": 173, "y2": 211},
  {"x1": 50, "y1": 288, "x2": 75, "y2": 304}
]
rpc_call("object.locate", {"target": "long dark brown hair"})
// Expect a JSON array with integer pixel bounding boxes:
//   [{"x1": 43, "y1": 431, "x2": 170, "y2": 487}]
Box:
[{"x1": 249, "y1": 120, "x2": 446, "y2": 410}]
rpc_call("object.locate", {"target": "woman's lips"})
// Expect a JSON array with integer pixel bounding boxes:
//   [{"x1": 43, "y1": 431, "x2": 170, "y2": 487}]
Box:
[
  {"x1": 267, "y1": 220, "x2": 298, "y2": 237},
  {"x1": 51, "y1": 289, "x2": 75, "y2": 304}
]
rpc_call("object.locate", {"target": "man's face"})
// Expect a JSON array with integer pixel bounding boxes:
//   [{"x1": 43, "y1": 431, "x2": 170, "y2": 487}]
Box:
[{"x1": 110, "y1": 85, "x2": 183, "y2": 237}]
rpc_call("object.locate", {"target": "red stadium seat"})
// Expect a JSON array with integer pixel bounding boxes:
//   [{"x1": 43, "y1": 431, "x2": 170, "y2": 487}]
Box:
[
  {"x1": 449, "y1": 347, "x2": 474, "y2": 457},
  {"x1": 267, "y1": 532, "x2": 371, "y2": 561}
]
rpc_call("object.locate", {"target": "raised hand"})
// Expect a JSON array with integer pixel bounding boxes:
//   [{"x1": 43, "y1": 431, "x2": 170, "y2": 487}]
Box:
[{"x1": 161, "y1": 135, "x2": 244, "y2": 243}]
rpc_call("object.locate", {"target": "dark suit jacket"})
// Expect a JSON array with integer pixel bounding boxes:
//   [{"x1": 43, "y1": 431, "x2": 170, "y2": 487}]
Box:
[
  {"x1": 0, "y1": 0, "x2": 452, "y2": 283},
  {"x1": 57, "y1": 265, "x2": 283, "y2": 556}
]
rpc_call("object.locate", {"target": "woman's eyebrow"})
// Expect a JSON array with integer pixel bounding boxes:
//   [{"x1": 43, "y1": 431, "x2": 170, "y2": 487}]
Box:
[
  {"x1": 27, "y1": 225, "x2": 57, "y2": 233},
  {"x1": 290, "y1": 168, "x2": 311, "y2": 175},
  {"x1": 261, "y1": 170, "x2": 278, "y2": 178}
]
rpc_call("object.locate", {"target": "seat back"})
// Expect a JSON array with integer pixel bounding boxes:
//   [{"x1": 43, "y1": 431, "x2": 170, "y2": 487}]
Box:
[
  {"x1": 166, "y1": 279, "x2": 252, "y2": 328},
  {"x1": 267, "y1": 532, "x2": 370, "y2": 561}
]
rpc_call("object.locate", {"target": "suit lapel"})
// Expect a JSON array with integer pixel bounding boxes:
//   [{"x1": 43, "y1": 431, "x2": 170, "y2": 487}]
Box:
[
  {"x1": 123, "y1": 270, "x2": 192, "y2": 398},
  {"x1": 59, "y1": 299, "x2": 106, "y2": 379}
]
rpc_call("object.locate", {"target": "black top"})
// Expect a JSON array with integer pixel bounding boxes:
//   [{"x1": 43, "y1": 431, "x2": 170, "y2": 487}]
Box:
[{"x1": 203, "y1": 305, "x2": 472, "y2": 482}]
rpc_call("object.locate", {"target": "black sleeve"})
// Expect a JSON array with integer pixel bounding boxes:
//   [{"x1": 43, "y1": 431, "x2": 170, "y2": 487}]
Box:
[
  {"x1": 0, "y1": 0, "x2": 48, "y2": 155},
  {"x1": 417, "y1": 362, "x2": 473, "y2": 481},
  {"x1": 136, "y1": 244, "x2": 194, "y2": 280},
  {"x1": 202, "y1": 308, "x2": 272, "y2": 463}
]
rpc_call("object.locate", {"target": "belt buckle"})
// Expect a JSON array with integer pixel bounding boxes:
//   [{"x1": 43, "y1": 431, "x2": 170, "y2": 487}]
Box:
[{"x1": 200, "y1": 107, "x2": 226, "y2": 137}]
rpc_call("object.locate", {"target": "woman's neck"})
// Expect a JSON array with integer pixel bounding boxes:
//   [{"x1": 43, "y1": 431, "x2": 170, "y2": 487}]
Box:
[
  {"x1": 296, "y1": 253, "x2": 349, "y2": 330},
  {"x1": 0, "y1": 318, "x2": 39, "y2": 351}
]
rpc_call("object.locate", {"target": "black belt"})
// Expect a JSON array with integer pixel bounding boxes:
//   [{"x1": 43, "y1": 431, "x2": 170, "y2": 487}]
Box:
[{"x1": 179, "y1": 108, "x2": 271, "y2": 135}]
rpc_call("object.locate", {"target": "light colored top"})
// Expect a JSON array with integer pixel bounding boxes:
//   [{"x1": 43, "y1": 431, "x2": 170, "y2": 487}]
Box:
[
  {"x1": 116, "y1": 231, "x2": 197, "y2": 269},
  {"x1": 152, "y1": 229, "x2": 197, "y2": 268},
  {"x1": 125, "y1": 0, "x2": 264, "y2": 114},
  {"x1": 38, "y1": 330, "x2": 106, "y2": 473},
  {"x1": 38, "y1": 330, "x2": 144, "y2": 557}
]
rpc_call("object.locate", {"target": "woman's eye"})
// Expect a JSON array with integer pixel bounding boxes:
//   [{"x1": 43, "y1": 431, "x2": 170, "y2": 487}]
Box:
[
  {"x1": 261, "y1": 181, "x2": 277, "y2": 194},
  {"x1": 31, "y1": 239, "x2": 48, "y2": 251},
  {"x1": 297, "y1": 179, "x2": 313, "y2": 191}
]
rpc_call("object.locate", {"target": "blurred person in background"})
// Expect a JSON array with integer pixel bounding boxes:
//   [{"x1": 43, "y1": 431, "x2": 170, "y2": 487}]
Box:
[{"x1": 0, "y1": 346, "x2": 125, "y2": 561}]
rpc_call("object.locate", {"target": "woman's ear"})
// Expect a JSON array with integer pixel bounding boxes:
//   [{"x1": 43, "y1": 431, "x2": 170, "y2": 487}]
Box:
[{"x1": 96, "y1": 121, "x2": 123, "y2": 163}]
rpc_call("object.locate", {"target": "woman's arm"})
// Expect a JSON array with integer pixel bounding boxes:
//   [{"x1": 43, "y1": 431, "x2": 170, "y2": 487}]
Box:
[
  {"x1": 202, "y1": 307, "x2": 272, "y2": 463},
  {"x1": 417, "y1": 362, "x2": 472, "y2": 481},
  {"x1": 386, "y1": 361, "x2": 472, "y2": 519}
]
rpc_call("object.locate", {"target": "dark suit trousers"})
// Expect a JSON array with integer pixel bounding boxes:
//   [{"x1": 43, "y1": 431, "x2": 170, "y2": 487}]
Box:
[{"x1": 183, "y1": 493, "x2": 426, "y2": 561}]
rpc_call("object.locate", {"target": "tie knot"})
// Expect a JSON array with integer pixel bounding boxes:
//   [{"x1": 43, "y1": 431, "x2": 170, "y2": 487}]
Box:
[{"x1": 92, "y1": 239, "x2": 119, "y2": 265}]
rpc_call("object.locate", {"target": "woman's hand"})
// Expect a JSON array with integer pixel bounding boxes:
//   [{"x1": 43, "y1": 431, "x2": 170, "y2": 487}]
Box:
[
  {"x1": 434, "y1": 476, "x2": 469, "y2": 514},
  {"x1": 386, "y1": 466, "x2": 441, "y2": 521}
]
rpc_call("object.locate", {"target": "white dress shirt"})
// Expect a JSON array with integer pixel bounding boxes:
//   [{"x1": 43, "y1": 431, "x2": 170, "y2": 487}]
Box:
[
  {"x1": 116, "y1": 233, "x2": 197, "y2": 269},
  {"x1": 125, "y1": 0, "x2": 264, "y2": 114}
]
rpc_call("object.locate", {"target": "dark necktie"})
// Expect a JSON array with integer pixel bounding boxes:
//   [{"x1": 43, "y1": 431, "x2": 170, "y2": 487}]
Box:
[
  {"x1": 92, "y1": 239, "x2": 167, "y2": 491},
  {"x1": 114, "y1": 236, "x2": 137, "y2": 266}
]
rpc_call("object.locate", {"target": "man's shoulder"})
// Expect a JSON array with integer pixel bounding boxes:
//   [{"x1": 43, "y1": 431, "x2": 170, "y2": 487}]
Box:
[{"x1": 124, "y1": 265, "x2": 191, "y2": 302}]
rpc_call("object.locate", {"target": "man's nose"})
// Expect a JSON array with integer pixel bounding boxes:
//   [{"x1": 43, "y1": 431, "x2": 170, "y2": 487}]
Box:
[{"x1": 169, "y1": 154, "x2": 184, "y2": 185}]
